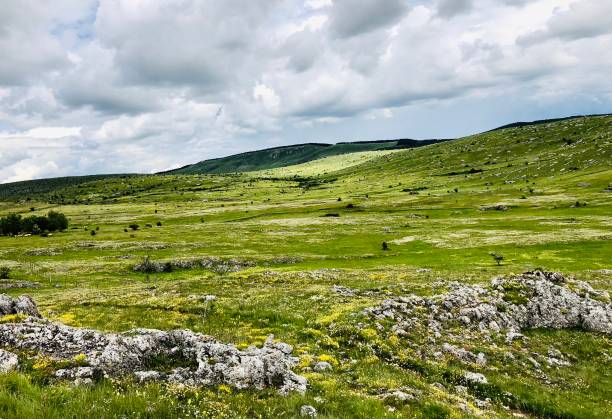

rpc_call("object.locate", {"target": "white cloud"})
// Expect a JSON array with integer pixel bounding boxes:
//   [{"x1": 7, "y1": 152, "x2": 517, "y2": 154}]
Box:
[{"x1": 0, "y1": 0, "x2": 611, "y2": 182}]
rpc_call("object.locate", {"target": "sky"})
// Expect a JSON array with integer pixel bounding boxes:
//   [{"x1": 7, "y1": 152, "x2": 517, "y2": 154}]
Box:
[{"x1": 0, "y1": 0, "x2": 611, "y2": 183}]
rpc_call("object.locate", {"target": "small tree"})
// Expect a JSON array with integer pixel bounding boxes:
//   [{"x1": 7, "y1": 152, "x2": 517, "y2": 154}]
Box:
[
  {"x1": 129, "y1": 223, "x2": 139, "y2": 231},
  {"x1": 490, "y1": 252, "x2": 504, "y2": 266},
  {"x1": 47, "y1": 211, "x2": 68, "y2": 231},
  {"x1": 0, "y1": 266, "x2": 9, "y2": 280},
  {"x1": 382, "y1": 241, "x2": 389, "y2": 251},
  {"x1": 90, "y1": 230, "x2": 96, "y2": 236}
]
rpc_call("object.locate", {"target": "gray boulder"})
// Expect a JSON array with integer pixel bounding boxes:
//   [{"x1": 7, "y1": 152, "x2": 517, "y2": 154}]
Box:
[
  {"x1": 0, "y1": 349, "x2": 18, "y2": 372},
  {"x1": 0, "y1": 294, "x2": 40, "y2": 317}
]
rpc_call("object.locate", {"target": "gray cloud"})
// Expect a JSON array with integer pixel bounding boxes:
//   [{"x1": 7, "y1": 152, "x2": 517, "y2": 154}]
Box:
[
  {"x1": 328, "y1": 0, "x2": 409, "y2": 38},
  {"x1": 0, "y1": 0, "x2": 611, "y2": 183},
  {"x1": 518, "y1": 0, "x2": 612, "y2": 45},
  {"x1": 436, "y1": 0, "x2": 473, "y2": 18}
]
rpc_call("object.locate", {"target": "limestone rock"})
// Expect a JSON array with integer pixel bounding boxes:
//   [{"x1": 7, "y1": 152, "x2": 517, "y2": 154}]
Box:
[
  {"x1": 0, "y1": 294, "x2": 40, "y2": 317},
  {"x1": 300, "y1": 405, "x2": 317, "y2": 417},
  {"x1": 0, "y1": 349, "x2": 18, "y2": 372},
  {"x1": 313, "y1": 361, "x2": 332, "y2": 372},
  {"x1": 0, "y1": 296, "x2": 306, "y2": 394},
  {"x1": 463, "y1": 371, "x2": 488, "y2": 385}
]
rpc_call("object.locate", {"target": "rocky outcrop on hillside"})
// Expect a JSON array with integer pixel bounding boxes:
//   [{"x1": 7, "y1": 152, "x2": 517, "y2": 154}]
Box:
[
  {"x1": 365, "y1": 270, "x2": 612, "y2": 336},
  {"x1": 0, "y1": 296, "x2": 306, "y2": 393},
  {"x1": 0, "y1": 294, "x2": 40, "y2": 317},
  {"x1": 133, "y1": 256, "x2": 255, "y2": 274}
]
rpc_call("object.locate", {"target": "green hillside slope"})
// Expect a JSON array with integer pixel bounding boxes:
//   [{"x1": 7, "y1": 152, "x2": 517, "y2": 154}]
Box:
[{"x1": 163, "y1": 139, "x2": 443, "y2": 175}]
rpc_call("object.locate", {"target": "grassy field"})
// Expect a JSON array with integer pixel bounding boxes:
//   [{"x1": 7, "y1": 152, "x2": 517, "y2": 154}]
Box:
[{"x1": 0, "y1": 115, "x2": 610, "y2": 418}]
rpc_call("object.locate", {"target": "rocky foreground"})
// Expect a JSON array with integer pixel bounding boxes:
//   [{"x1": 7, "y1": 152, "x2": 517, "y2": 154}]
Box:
[
  {"x1": 0, "y1": 270, "x2": 610, "y2": 403},
  {"x1": 0, "y1": 295, "x2": 306, "y2": 393},
  {"x1": 365, "y1": 270, "x2": 612, "y2": 337}
]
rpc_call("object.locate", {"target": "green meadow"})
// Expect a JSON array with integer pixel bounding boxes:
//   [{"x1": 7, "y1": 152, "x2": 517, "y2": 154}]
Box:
[{"x1": 0, "y1": 115, "x2": 610, "y2": 418}]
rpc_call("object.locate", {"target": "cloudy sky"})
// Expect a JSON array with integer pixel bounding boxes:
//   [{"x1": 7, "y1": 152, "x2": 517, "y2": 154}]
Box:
[{"x1": 1, "y1": 0, "x2": 611, "y2": 182}]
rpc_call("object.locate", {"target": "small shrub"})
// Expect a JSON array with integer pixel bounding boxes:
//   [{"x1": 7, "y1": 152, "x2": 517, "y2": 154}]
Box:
[
  {"x1": 129, "y1": 223, "x2": 139, "y2": 231},
  {"x1": 382, "y1": 242, "x2": 389, "y2": 251},
  {"x1": 0, "y1": 266, "x2": 10, "y2": 279},
  {"x1": 156, "y1": 221, "x2": 162, "y2": 226},
  {"x1": 490, "y1": 252, "x2": 504, "y2": 266},
  {"x1": 90, "y1": 230, "x2": 96, "y2": 236}
]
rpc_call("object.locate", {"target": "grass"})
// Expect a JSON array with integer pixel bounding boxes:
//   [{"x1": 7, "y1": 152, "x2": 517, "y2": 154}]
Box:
[{"x1": 0, "y1": 115, "x2": 610, "y2": 417}]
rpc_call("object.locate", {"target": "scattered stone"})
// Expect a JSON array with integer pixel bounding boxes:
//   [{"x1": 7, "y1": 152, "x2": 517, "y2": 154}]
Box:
[
  {"x1": 25, "y1": 248, "x2": 62, "y2": 256},
  {"x1": 300, "y1": 405, "x2": 317, "y2": 417},
  {"x1": 313, "y1": 361, "x2": 332, "y2": 372},
  {"x1": 189, "y1": 294, "x2": 217, "y2": 302},
  {"x1": 0, "y1": 349, "x2": 19, "y2": 372},
  {"x1": 475, "y1": 399, "x2": 491, "y2": 409},
  {"x1": 330, "y1": 285, "x2": 379, "y2": 297},
  {"x1": 134, "y1": 370, "x2": 164, "y2": 383},
  {"x1": 331, "y1": 285, "x2": 358, "y2": 297},
  {"x1": 0, "y1": 281, "x2": 40, "y2": 290},
  {"x1": 0, "y1": 297, "x2": 306, "y2": 394},
  {"x1": 441, "y1": 343, "x2": 487, "y2": 365},
  {"x1": 454, "y1": 385, "x2": 468, "y2": 395},
  {"x1": 384, "y1": 390, "x2": 414, "y2": 402},
  {"x1": 463, "y1": 371, "x2": 488, "y2": 385},
  {"x1": 480, "y1": 205, "x2": 508, "y2": 211},
  {"x1": 134, "y1": 257, "x2": 255, "y2": 274},
  {"x1": 527, "y1": 357, "x2": 541, "y2": 369}
]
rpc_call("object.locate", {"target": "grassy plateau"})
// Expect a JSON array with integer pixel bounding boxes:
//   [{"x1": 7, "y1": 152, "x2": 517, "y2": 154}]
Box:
[{"x1": 0, "y1": 115, "x2": 610, "y2": 418}]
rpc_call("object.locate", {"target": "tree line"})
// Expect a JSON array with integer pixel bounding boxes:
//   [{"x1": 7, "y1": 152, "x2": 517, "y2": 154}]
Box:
[{"x1": 0, "y1": 211, "x2": 68, "y2": 236}]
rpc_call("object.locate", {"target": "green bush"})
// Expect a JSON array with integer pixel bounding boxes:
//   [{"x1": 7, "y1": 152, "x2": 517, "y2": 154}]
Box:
[
  {"x1": 0, "y1": 266, "x2": 9, "y2": 280},
  {"x1": 0, "y1": 211, "x2": 68, "y2": 236}
]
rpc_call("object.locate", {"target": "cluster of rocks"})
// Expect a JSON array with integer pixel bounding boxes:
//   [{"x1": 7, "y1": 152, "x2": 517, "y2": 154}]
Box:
[
  {"x1": 365, "y1": 270, "x2": 612, "y2": 337},
  {"x1": 25, "y1": 248, "x2": 62, "y2": 256},
  {"x1": 330, "y1": 285, "x2": 380, "y2": 297},
  {"x1": 479, "y1": 205, "x2": 509, "y2": 211},
  {"x1": 0, "y1": 281, "x2": 40, "y2": 290},
  {"x1": 133, "y1": 257, "x2": 255, "y2": 274},
  {"x1": 0, "y1": 294, "x2": 40, "y2": 317},
  {"x1": 0, "y1": 296, "x2": 306, "y2": 394}
]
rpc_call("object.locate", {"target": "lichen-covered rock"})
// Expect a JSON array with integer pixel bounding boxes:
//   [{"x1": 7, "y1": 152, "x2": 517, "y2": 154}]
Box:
[
  {"x1": 313, "y1": 361, "x2": 332, "y2": 372},
  {"x1": 300, "y1": 405, "x2": 317, "y2": 417},
  {"x1": 0, "y1": 297, "x2": 306, "y2": 394},
  {"x1": 0, "y1": 348, "x2": 18, "y2": 372},
  {"x1": 463, "y1": 371, "x2": 488, "y2": 385},
  {"x1": 365, "y1": 271, "x2": 612, "y2": 336},
  {"x1": 0, "y1": 294, "x2": 40, "y2": 317}
]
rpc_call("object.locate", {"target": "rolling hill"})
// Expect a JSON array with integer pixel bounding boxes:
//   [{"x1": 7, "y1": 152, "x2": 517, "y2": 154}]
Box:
[{"x1": 161, "y1": 138, "x2": 445, "y2": 175}]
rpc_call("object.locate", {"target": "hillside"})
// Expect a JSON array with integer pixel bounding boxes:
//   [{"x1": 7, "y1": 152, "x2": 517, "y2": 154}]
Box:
[
  {"x1": 0, "y1": 115, "x2": 610, "y2": 418},
  {"x1": 162, "y1": 138, "x2": 444, "y2": 175}
]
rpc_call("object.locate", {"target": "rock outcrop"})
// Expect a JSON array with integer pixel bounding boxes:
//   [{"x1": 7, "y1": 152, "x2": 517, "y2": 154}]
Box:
[
  {"x1": 0, "y1": 348, "x2": 18, "y2": 372},
  {"x1": 365, "y1": 271, "x2": 612, "y2": 336},
  {"x1": 0, "y1": 295, "x2": 306, "y2": 394},
  {"x1": 0, "y1": 294, "x2": 40, "y2": 317}
]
